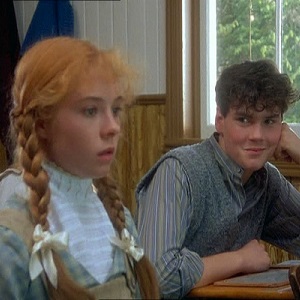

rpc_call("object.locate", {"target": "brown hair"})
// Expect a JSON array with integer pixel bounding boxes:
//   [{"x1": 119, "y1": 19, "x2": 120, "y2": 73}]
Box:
[
  {"x1": 215, "y1": 59, "x2": 300, "y2": 117},
  {"x1": 10, "y1": 37, "x2": 159, "y2": 299}
]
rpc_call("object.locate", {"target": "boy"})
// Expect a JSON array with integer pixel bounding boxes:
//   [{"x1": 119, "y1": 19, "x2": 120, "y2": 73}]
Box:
[{"x1": 136, "y1": 59, "x2": 300, "y2": 299}]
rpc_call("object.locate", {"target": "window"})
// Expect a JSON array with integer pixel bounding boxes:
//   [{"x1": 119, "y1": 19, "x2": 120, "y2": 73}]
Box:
[
  {"x1": 199, "y1": 0, "x2": 300, "y2": 138},
  {"x1": 166, "y1": 0, "x2": 300, "y2": 176}
]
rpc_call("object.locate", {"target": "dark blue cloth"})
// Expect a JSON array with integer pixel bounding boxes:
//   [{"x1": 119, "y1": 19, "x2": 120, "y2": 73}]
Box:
[
  {"x1": 21, "y1": 0, "x2": 74, "y2": 54},
  {"x1": 0, "y1": 0, "x2": 20, "y2": 163}
]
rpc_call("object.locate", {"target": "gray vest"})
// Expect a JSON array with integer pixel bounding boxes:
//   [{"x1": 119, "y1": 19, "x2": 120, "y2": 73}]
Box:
[{"x1": 137, "y1": 140, "x2": 278, "y2": 256}]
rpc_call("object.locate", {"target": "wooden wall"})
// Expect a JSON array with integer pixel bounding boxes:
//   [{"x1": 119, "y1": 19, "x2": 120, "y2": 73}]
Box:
[{"x1": 115, "y1": 96, "x2": 166, "y2": 213}]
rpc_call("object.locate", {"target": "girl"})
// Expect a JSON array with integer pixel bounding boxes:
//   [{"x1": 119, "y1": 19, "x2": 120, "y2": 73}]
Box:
[{"x1": 0, "y1": 37, "x2": 159, "y2": 299}]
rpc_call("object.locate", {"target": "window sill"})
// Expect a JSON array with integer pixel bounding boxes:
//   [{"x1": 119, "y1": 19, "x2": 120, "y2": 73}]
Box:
[{"x1": 270, "y1": 160, "x2": 300, "y2": 178}]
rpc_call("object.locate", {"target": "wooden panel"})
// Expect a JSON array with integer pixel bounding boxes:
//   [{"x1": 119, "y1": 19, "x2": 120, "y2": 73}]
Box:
[
  {"x1": 262, "y1": 242, "x2": 299, "y2": 265},
  {"x1": 291, "y1": 177, "x2": 300, "y2": 191},
  {"x1": 165, "y1": 0, "x2": 184, "y2": 144},
  {"x1": 273, "y1": 161, "x2": 300, "y2": 178},
  {"x1": 114, "y1": 100, "x2": 166, "y2": 213}
]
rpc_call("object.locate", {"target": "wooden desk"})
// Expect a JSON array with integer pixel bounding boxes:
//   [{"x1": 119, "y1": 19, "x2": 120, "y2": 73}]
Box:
[
  {"x1": 187, "y1": 261, "x2": 300, "y2": 299},
  {"x1": 188, "y1": 284, "x2": 293, "y2": 299}
]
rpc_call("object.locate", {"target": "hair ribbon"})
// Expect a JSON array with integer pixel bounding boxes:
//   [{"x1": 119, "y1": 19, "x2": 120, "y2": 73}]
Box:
[
  {"x1": 29, "y1": 224, "x2": 69, "y2": 288},
  {"x1": 110, "y1": 228, "x2": 144, "y2": 262}
]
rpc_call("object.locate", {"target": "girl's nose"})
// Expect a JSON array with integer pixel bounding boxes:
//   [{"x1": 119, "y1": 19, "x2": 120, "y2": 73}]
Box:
[{"x1": 100, "y1": 112, "x2": 121, "y2": 138}]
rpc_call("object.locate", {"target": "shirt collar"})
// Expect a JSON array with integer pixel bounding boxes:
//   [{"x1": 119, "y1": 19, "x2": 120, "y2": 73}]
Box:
[{"x1": 208, "y1": 133, "x2": 267, "y2": 185}]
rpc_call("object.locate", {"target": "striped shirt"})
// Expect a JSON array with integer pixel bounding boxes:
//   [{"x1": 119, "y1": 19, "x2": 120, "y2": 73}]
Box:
[{"x1": 135, "y1": 134, "x2": 300, "y2": 299}]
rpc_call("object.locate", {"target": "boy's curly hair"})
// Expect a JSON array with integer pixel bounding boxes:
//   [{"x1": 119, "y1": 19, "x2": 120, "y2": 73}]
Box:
[{"x1": 215, "y1": 59, "x2": 300, "y2": 116}]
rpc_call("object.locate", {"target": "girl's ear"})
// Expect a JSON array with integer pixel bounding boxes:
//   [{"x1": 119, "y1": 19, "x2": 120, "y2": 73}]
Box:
[
  {"x1": 215, "y1": 106, "x2": 224, "y2": 134},
  {"x1": 35, "y1": 119, "x2": 48, "y2": 140}
]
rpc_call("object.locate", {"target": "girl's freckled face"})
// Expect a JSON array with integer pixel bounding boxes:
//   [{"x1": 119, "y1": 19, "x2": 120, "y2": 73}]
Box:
[{"x1": 41, "y1": 68, "x2": 124, "y2": 178}]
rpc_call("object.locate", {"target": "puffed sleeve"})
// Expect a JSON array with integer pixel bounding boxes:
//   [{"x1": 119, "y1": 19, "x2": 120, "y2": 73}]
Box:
[{"x1": 0, "y1": 226, "x2": 32, "y2": 299}]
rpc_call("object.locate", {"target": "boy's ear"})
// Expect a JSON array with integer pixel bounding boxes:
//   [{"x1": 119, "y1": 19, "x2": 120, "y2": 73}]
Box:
[{"x1": 215, "y1": 106, "x2": 224, "y2": 133}]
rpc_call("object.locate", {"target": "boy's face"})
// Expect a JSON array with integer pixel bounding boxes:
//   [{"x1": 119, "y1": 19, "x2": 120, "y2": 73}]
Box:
[{"x1": 216, "y1": 104, "x2": 282, "y2": 182}]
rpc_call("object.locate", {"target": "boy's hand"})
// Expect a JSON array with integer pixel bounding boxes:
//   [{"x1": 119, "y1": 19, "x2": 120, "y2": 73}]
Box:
[{"x1": 274, "y1": 122, "x2": 300, "y2": 164}]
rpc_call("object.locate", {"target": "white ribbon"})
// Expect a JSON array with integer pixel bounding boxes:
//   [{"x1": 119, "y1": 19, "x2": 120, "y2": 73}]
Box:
[
  {"x1": 110, "y1": 228, "x2": 144, "y2": 262},
  {"x1": 29, "y1": 224, "x2": 69, "y2": 288}
]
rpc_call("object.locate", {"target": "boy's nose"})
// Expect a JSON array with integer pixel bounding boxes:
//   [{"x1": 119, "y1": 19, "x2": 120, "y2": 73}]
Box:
[{"x1": 250, "y1": 124, "x2": 263, "y2": 139}]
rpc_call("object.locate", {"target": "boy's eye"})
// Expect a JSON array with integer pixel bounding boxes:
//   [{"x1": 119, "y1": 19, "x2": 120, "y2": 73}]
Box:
[
  {"x1": 265, "y1": 119, "x2": 275, "y2": 125},
  {"x1": 237, "y1": 117, "x2": 249, "y2": 123}
]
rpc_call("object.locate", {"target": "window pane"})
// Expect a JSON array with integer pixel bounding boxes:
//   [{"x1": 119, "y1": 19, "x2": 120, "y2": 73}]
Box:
[
  {"x1": 281, "y1": 0, "x2": 300, "y2": 123},
  {"x1": 216, "y1": 0, "x2": 276, "y2": 77},
  {"x1": 202, "y1": 0, "x2": 300, "y2": 137}
]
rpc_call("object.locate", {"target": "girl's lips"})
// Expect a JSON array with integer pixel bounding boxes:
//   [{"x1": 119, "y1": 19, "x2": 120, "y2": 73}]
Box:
[
  {"x1": 99, "y1": 147, "x2": 114, "y2": 155},
  {"x1": 97, "y1": 148, "x2": 115, "y2": 161}
]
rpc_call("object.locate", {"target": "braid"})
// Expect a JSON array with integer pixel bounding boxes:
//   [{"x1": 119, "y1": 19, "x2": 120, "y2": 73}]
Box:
[
  {"x1": 13, "y1": 111, "x2": 95, "y2": 300},
  {"x1": 134, "y1": 256, "x2": 160, "y2": 299},
  {"x1": 17, "y1": 112, "x2": 50, "y2": 229},
  {"x1": 94, "y1": 176, "x2": 125, "y2": 233},
  {"x1": 95, "y1": 176, "x2": 160, "y2": 299}
]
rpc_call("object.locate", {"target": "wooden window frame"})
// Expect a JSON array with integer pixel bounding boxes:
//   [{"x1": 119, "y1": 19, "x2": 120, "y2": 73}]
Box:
[
  {"x1": 165, "y1": 0, "x2": 300, "y2": 177},
  {"x1": 165, "y1": 0, "x2": 200, "y2": 150}
]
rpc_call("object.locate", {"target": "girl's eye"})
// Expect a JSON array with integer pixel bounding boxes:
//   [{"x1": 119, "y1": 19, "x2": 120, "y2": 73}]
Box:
[
  {"x1": 84, "y1": 107, "x2": 98, "y2": 117},
  {"x1": 112, "y1": 106, "x2": 123, "y2": 117}
]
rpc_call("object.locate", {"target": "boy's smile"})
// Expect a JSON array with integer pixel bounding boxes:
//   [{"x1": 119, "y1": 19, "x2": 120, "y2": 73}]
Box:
[{"x1": 215, "y1": 105, "x2": 282, "y2": 183}]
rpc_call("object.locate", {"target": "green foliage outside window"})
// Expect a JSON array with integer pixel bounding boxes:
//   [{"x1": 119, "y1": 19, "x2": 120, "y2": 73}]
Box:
[{"x1": 216, "y1": 0, "x2": 300, "y2": 122}]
